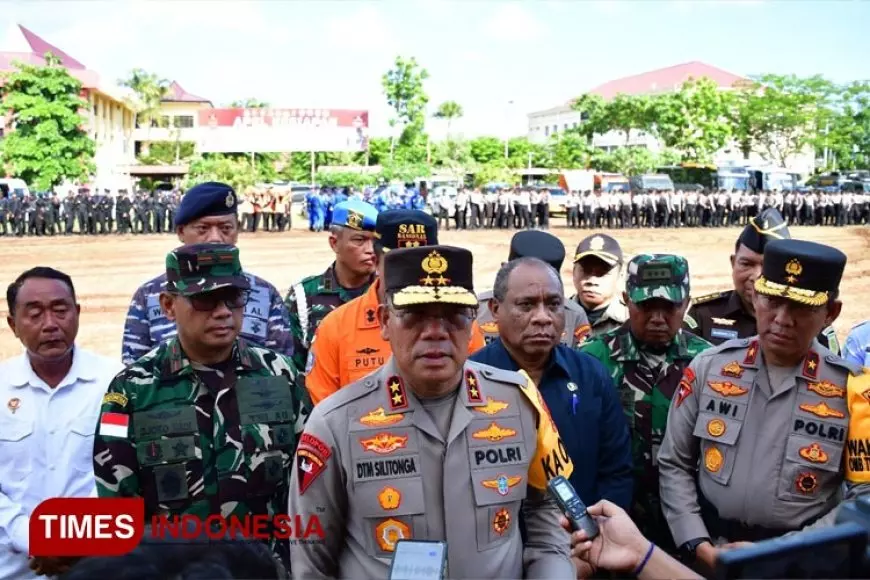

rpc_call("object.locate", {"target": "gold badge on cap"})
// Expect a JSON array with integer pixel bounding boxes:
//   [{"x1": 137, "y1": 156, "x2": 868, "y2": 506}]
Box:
[
  {"x1": 785, "y1": 259, "x2": 802, "y2": 284},
  {"x1": 225, "y1": 192, "x2": 234, "y2": 208},
  {"x1": 589, "y1": 236, "x2": 605, "y2": 251},
  {"x1": 7, "y1": 398, "x2": 20, "y2": 414},
  {"x1": 346, "y1": 210, "x2": 363, "y2": 230},
  {"x1": 420, "y1": 250, "x2": 449, "y2": 286}
]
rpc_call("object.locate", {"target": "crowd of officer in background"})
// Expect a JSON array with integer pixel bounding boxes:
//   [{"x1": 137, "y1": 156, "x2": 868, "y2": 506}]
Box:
[
  {"x1": 3, "y1": 182, "x2": 868, "y2": 238},
  {"x1": 3, "y1": 178, "x2": 870, "y2": 579}
]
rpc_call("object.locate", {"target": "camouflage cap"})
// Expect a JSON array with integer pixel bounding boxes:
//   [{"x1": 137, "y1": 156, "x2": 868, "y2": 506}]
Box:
[
  {"x1": 625, "y1": 254, "x2": 690, "y2": 304},
  {"x1": 165, "y1": 243, "x2": 251, "y2": 297}
]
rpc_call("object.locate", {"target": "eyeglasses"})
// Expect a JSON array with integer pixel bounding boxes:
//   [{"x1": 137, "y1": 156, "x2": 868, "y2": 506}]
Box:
[
  {"x1": 185, "y1": 289, "x2": 249, "y2": 312},
  {"x1": 390, "y1": 306, "x2": 475, "y2": 332}
]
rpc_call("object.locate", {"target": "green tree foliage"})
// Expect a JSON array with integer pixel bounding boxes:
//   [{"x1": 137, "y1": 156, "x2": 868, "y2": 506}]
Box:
[
  {"x1": 228, "y1": 99, "x2": 269, "y2": 108},
  {"x1": 0, "y1": 53, "x2": 96, "y2": 190},
  {"x1": 119, "y1": 68, "x2": 170, "y2": 128},
  {"x1": 433, "y1": 100, "x2": 463, "y2": 134},
  {"x1": 468, "y1": 136, "x2": 505, "y2": 164},
  {"x1": 549, "y1": 133, "x2": 595, "y2": 169},
  {"x1": 651, "y1": 78, "x2": 735, "y2": 162},
  {"x1": 597, "y1": 147, "x2": 659, "y2": 176},
  {"x1": 185, "y1": 155, "x2": 259, "y2": 192}
]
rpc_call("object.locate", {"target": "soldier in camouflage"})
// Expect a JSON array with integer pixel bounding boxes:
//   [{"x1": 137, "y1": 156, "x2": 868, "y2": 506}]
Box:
[
  {"x1": 94, "y1": 243, "x2": 311, "y2": 567},
  {"x1": 121, "y1": 182, "x2": 293, "y2": 365},
  {"x1": 579, "y1": 253, "x2": 712, "y2": 551},
  {"x1": 283, "y1": 199, "x2": 378, "y2": 375}
]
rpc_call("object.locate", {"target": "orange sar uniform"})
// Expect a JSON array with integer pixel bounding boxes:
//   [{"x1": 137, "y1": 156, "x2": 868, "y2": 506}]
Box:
[{"x1": 305, "y1": 279, "x2": 486, "y2": 404}]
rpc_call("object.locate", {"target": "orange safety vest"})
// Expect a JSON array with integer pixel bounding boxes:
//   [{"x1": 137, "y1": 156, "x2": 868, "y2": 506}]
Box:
[{"x1": 305, "y1": 280, "x2": 486, "y2": 405}]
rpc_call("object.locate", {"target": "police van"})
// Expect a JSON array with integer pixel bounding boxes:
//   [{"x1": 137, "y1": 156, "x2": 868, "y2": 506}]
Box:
[{"x1": 0, "y1": 178, "x2": 30, "y2": 198}]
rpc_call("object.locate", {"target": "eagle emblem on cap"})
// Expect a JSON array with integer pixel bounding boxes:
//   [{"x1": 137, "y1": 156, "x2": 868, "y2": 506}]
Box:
[
  {"x1": 225, "y1": 192, "x2": 234, "y2": 208},
  {"x1": 420, "y1": 251, "x2": 450, "y2": 286},
  {"x1": 346, "y1": 210, "x2": 363, "y2": 229},
  {"x1": 589, "y1": 236, "x2": 605, "y2": 251},
  {"x1": 785, "y1": 259, "x2": 802, "y2": 284}
]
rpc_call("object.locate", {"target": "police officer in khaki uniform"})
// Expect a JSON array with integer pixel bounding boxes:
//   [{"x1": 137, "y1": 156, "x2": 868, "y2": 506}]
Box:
[
  {"x1": 478, "y1": 230, "x2": 591, "y2": 347},
  {"x1": 658, "y1": 239, "x2": 869, "y2": 572},
  {"x1": 684, "y1": 208, "x2": 840, "y2": 353},
  {"x1": 288, "y1": 245, "x2": 575, "y2": 579}
]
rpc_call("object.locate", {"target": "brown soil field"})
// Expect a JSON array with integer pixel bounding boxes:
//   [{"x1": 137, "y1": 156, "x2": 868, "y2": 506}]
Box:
[{"x1": 1, "y1": 224, "x2": 868, "y2": 360}]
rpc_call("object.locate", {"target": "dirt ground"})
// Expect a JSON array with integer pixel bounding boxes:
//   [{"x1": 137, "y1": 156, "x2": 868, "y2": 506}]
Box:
[{"x1": 1, "y1": 224, "x2": 868, "y2": 360}]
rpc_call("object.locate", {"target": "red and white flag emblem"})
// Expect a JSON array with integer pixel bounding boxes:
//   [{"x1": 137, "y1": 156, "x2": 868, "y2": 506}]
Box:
[{"x1": 99, "y1": 412, "x2": 129, "y2": 438}]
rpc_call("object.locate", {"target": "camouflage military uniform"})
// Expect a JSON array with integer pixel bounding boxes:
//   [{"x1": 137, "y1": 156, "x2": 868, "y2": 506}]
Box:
[
  {"x1": 579, "y1": 253, "x2": 713, "y2": 550},
  {"x1": 284, "y1": 263, "x2": 374, "y2": 374},
  {"x1": 94, "y1": 337, "x2": 310, "y2": 559},
  {"x1": 121, "y1": 272, "x2": 293, "y2": 365}
]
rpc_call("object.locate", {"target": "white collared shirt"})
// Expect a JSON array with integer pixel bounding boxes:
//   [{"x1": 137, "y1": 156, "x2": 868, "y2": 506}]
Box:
[{"x1": 0, "y1": 347, "x2": 123, "y2": 579}]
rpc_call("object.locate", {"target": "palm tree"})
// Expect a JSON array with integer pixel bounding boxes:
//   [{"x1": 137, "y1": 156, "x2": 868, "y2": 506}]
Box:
[
  {"x1": 434, "y1": 101, "x2": 463, "y2": 137},
  {"x1": 119, "y1": 69, "x2": 170, "y2": 130}
]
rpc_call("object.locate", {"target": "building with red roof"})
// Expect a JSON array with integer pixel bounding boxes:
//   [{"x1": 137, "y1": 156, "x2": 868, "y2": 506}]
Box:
[{"x1": 526, "y1": 61, "x2": 813, "y2": 174}]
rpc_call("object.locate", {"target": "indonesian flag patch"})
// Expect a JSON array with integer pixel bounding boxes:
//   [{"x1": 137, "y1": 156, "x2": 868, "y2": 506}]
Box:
[{"x1": 99, "y1": 412, "x2": 129, "y2": 438}]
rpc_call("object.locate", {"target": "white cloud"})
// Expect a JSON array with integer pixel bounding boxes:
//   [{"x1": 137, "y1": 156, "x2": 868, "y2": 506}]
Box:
[
  {"x1": 483, "y1": 3, "x2": 545, "y2": 40},
  {"x1": 325, "y1": 5, "x2": 394, "y2": 52}
]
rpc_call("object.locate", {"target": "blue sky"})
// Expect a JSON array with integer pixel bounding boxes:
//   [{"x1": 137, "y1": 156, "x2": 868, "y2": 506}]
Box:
[{"x1": 2, "y1": 0, "x2": 868, "y2": 139}]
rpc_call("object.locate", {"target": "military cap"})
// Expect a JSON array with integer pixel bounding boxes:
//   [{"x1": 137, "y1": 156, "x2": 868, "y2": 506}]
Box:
[
  {"x1": 574, "y1": 234, "x2": 623, "y2": 266},
  {"x1": 165, "y1": 243, "x2": 250, "y2": 296},
  {"x1": 754, "y1": 239, "x2": 845, "y2": 307},
  {"x1": 374, "y1": 209, "x2": 438, "y2": 252},
  {"x1": 332, "y1": 199, "x2": 378, "y2": 232},
  {"x1": 508, "y1": 230, "x2": 566, "y2": 271},
  {"x1": 174, "y1": 181, "x2": 237, "y2": 227},
  {"x1": 385, "y1": 245, "x2": 476, "y2": 307},
  {"x1": 737, "y1": 207, "x2": 790, "y2": 254},
  {"x1": 625, "y1": 254, "x2": 690, "y2": 304}
]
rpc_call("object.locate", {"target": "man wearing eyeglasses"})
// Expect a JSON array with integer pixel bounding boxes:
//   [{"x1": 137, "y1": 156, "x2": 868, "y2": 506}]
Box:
[
  {"x1": 121, "y1": 181, "x2": 293, "y2": 366},
  {"x1": 94, "y1": 243, "x2": 311, "y2": 568},
  {"x1": 289, "y1": 245, "x2": 574, "y2": 578}
]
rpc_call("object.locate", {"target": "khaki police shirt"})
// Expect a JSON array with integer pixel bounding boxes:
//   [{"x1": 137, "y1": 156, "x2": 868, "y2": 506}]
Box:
[
  {"x1": 658, "y1": 337, "x2": 868, "y2": 547},
  {"x1": 288, "y1": 357, "x2": 574, "y2": 579},
  {"x1": 477, "y1": 289, "x2": 591, "y2": 347}
]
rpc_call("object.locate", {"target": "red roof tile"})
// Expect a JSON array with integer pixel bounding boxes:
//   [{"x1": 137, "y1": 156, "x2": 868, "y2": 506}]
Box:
[
  {"x1": 163, "y1": 81, "x2": 211, "y2": 104},
  {"x1": 585, "y1": 61, "x2": 746, "y2": 100},
  {"x1": 17, "y1": 24, "x2": 86, "y2": 69}
]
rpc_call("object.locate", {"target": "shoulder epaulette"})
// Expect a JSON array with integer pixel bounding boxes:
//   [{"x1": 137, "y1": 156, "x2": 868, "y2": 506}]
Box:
[
  {"x1": 471, "y1": 362, "x2": 526, "y2": 387},
  {"x1": 824, "y1": 354, "x2": 865, "y2": 377},
  {"x1": 691, "y1": 291, "x2": 728, "y2": 306}
]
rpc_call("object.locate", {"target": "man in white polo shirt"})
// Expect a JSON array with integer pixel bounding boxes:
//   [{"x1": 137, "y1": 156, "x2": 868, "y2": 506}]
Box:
[{"x1": 0, "y1": 267, "x2": 122, "y2": 578}]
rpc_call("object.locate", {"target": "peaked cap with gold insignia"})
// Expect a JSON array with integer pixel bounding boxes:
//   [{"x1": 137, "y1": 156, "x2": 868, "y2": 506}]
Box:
[
  {"x1": 755, "y1": 239, "x2": 846, "y2": 307},
  {"x1": 737, "y1": 207, "x2": 790, "y2": 254},
  {"x1": 384, "y1": 245, "x2": 477, "y2": 307}
]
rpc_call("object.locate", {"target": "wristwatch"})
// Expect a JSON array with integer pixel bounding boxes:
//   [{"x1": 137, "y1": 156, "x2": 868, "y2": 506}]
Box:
[{"x1": 680, "y1": 537, "x2": 711, "y2": 561}]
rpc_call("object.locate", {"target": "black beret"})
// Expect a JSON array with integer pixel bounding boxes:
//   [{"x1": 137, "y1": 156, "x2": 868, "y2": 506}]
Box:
[
  {"x1": 755, "y1": 239, "x2": 846, "y2": 307},
  {"x1": 384, "y1": 245, "x2": 476, "y2": 307},
  {"x1": 174, "y1": 182, "x2": 237, "y2": 227},
  {"x1": 375, "y1": 209, "x2": 438, "y2": 251},
  {"x1": 508, "y1": 230, "x2": 566, "y2": 271},
  {"x1": 737, "y1": 208, "x2": 790, "y2": 254}
]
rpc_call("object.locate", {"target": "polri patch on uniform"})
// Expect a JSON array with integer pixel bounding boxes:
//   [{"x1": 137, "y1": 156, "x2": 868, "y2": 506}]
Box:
[
  {"x1": 744, "y1": 340, "x2": 759, "y2": 365},
  {"x1": 720, "y1": 361, "x2": 744, "y2": 379},
  {"x1": 374, "y1": 518, "x2": 410, "y2": 552},
  {"x1": 378, "y1": 486, "x2": 401, "y2": 510},
  {"x1": 795, "y1": 472, "x2": 818, "y2": 494},
  {"x1": 296, "y1": 433, "x2": 332, "y2": 494},
  {"x1": 802, "y1": 350, "x2": 820, "y2": 379},
  {"x1": 99, "y1": 412, "x2": 129, "y2": 438},
  {"x1": 492, "y1": 507, "x2": 511, "y2": 535},
  {"x1": 385, "y1": 376, "x2": 408, "y2": 411},
  {"x1": 807, "y1": 380, "x2": 845, "y2": 398},
  {"x1": 708, "y1": 381, "x2": 748, "y2": 397},
  {"x1": 465, "y1": 369, "x2": 483, "y2": 403},
  {"x1": 102, "y1": 392, "x2": 128, "y2": 407},
  {"x1": 705, "y1": 446, "x2": 723, "y2": 473},
  {"x1": 799, "y1": 402, "x2": 845, "y2": 419},
  {"x1": 675, "y1": 368, "x2": 695, "y2": 408}
]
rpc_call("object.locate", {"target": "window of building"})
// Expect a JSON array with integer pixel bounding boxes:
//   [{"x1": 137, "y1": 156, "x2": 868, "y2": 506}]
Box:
[
  {"x1": 552, "y1": 124, "x2": 558, "y2": 133},
  {"x1": 544, "y1": 126, "x2": 550, "y2": 137},
  {"x1": 174, "y1": 115, "x2": 194, "y2": 128}
]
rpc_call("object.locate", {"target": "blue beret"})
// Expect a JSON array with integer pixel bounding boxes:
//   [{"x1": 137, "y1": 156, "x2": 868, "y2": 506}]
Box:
[
  {"x1": 174, "y1": 182, "x2": 237, "y2": 227},
  {"x1": 332, "y1": 200, "x2": 378, "y2": 232}
]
